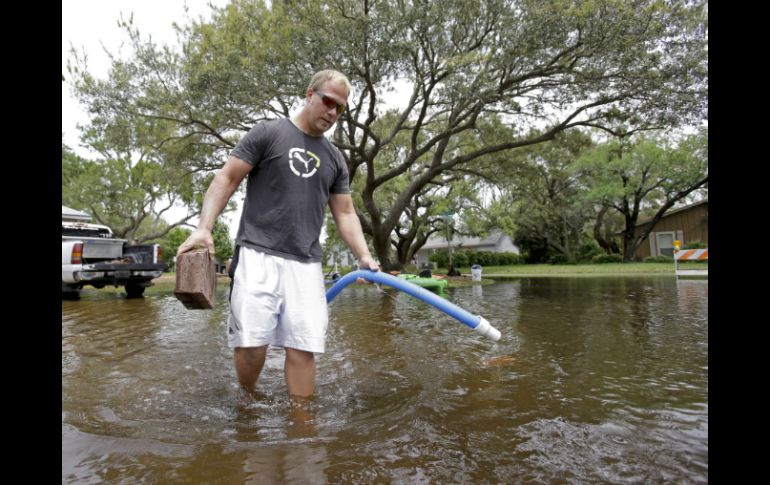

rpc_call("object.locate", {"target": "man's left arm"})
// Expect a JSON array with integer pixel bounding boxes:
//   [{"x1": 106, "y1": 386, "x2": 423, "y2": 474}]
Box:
[{"x1": 328, "y1": 194, "x2": 379, "y2": 271}]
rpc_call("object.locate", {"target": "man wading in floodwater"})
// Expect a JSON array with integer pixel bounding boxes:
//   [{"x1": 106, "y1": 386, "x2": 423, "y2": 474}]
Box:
[{"x1": 177, "y1": 69, "x2": 379, "y2": 398}]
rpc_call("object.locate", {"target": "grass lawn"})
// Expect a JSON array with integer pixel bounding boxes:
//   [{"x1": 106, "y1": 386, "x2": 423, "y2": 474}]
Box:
[
  {"x1": 322, "y1": 260, "x2": 707, "y2": 277},
  {"x1": 444, "y1": 261, "x2": 707, "y2": 276},
  {"x1": 160, "y1": 261, "x2": 709, "y2": 277},
  {"x1": 147, "y1": 261, "x2": 706, "y2": 292},
  {"x1": 67, "y1": 262, "x2": 704, "y2": 298}
]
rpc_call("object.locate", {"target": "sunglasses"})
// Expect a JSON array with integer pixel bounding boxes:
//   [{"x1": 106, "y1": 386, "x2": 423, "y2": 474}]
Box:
[{"x1": 314, "y1": 91, "x2": 346, "y2": 114}]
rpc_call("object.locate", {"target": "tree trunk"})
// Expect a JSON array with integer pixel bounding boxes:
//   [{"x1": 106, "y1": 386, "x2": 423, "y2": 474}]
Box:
[
  {"x1": 622, "y1": 230, "x2": 639, "y2": 262},
  {"x1": 594, "y1": 206, "x2": 620, "y2": 255},
  {"x1": 371, "y1": 230, "x2": 399, "y2": 271}
]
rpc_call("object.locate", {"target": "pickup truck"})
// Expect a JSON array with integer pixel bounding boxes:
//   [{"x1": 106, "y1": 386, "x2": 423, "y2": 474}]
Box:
[{"x1": 62, "y1": 219, "x2": 168, "y2": 299}]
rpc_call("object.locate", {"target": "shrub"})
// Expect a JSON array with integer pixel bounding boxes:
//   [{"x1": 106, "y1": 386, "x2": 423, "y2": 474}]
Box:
[
  {"x1": 547, "y1": 254, "x2": 568, "y2": 265},
  {"x1": 682, "y1": 240, "x2": 707, "y2": 249},
  {"x1": 591, "y1": 253, "x2": 624, "y2": 264},
  {"x1": 578, "y1": 242, "x2": 606, "y2": 263},
  {"x1": 429, "y1": 249, "x2": 521, "y2": 267},
  {"x1": 429, "y1": 251, "x2": 448, "y2": 268},
  {"x1": 452, "y1": 251, "x2": 469, "y2": 267},
  {"x1": 498, "y1": 252, "x2": 522, "y2": 265},
  {"x1": 644, "y1": 255, "x2": 673, "y2": 263}
]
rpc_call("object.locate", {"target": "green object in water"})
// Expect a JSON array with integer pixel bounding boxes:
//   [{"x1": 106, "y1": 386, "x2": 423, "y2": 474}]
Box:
[{"x1": 397, "y1": 274, "x2": 447, "y2": 293}]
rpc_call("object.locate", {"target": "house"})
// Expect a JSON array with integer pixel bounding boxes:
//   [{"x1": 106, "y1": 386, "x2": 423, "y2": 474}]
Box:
[
  {"x1": 62, "y1": 205, "x2": 93, "y2": 223},
  {"x1": 414, "y1": 230, "x2": 519, "y2": 267},
  {"x1": 629, "y1": 198, "x2": 708, "y2": 260}
]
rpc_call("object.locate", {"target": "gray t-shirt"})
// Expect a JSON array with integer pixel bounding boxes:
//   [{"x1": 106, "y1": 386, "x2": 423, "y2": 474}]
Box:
[{"x1": 230, "y1": 118, "x2": 350, "y2": 263}]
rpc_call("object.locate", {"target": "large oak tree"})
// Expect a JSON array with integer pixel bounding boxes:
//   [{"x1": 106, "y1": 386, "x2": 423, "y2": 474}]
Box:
[{"x1": 67, "y1": 0, "x2": 707, "y2": 268}]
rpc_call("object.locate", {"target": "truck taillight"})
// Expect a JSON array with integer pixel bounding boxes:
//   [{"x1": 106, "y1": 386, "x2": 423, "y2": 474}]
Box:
[
  {"x1": 155, "y1": 244, "x2": 162, "y2": 264},
  {"x1": 72, "y1": 243, "x2": 83, "y2": 264}
]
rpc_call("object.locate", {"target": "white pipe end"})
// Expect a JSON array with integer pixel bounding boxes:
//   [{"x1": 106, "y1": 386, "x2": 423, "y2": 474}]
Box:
[{"x1": 474, "y1": 317, "x2": 501, "y2": 341}]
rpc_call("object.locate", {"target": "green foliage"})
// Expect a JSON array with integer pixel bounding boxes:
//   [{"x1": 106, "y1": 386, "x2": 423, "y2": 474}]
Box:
[
  {"x1": 578, "y1": 241, "x2": 606, "y2": 263},
  {"x1": 591, "y1": 254, "x2": 625, "y2": 264},
  {"x1": 429, "y1": 250, "x2": 520, "y2": 268},
  {"x1": 157, "y1": 227, "x2": 192, "y2": 269},
  {"x1": 547, "y1": 254, "x2": 569, "y2": 265},
  {"x1": 644, "y1": 255, "x2": 673, "y2": 263},
  {"x1": 212, "y1": 219, "x2": 234, "y2": 261},
  {"x1": 61, "y1": 141, "x2": 209, "y2": 243},
  {"x1": 577, "y1": 128, "x2": 708, "y2": 261},
  {"x1": 682, "y1": 240, "x2": 707, "y2": 249},
  {"x1": 156, "y1": 219, "x2": 231, "y2": 268},
  {"x1": 488, "y1": 129, "x2": 599, "y2": 263},
  {"x1": 428, "y1": 251, "x2": 446, "y2": 268},
  {"x1": 65, "y1": 0, "x2": 708, "y2": 268},
  {"x1": 514, "y1": 234, "x2": 550, "y2": 264}
]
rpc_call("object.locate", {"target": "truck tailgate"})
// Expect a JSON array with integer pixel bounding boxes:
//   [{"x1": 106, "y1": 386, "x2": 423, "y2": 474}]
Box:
[
  {"x1": 62, "y1": 236, "x2": 126, "y2": 259},
  {"x1": 87, "y1": 262, "x2": 169, "y2": 272}
]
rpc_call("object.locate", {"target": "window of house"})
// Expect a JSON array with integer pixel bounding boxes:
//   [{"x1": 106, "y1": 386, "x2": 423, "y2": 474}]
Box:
[{"x1": 656, "y1": 232, "x2": 676, "y2": 256}]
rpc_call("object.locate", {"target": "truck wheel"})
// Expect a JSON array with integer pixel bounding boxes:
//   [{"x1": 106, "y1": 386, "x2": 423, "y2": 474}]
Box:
[
  {"x1": 62, "y1": 283, "x2": 80, "y2": 300},
  {"x1": 125, "y1": 285, "x2": 146, "y2": 298}
]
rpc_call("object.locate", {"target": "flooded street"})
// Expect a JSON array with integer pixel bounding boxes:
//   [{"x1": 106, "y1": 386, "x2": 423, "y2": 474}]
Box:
[{"x1": 62, "y1": 277, "x2": 708, "y2": 484}]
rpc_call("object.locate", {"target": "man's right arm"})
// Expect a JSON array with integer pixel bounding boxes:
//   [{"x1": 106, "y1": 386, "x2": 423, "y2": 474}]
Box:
[{"x1": 176, "y1": 155, "x2": 253, "y2": 257}]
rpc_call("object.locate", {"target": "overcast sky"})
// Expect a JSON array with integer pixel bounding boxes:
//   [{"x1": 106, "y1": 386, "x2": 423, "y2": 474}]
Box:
[
  {"x1": 62, "y1": 0, "x2": 232, "y2": 155},
  {"x1": 62, "y1": 1, "x2": 410, "y2": 241},
  {"x1": 62, "y1": 0, "x2": 239, "y2": 236}
]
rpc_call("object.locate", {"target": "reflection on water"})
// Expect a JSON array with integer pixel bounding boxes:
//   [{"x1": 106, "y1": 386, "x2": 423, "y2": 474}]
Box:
[{"x1": 63, "y1": 277, "x2": 707, "y2": 483}]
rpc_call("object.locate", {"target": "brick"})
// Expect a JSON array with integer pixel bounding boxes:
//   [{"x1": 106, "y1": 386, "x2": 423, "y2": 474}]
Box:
[{"x1": 173, "y1": 249, "x2": 217, "y2": 309}]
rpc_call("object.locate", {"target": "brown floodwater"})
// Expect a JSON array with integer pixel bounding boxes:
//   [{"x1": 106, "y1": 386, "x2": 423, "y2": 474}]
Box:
[{"x1": 62, "y1": 276, "x2": 708, "y2": 484}]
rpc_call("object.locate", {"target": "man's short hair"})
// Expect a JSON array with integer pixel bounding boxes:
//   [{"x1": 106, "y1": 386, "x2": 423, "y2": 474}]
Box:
[{"x1": 307, "y1": 69, "x2": 352, "y2": 96}]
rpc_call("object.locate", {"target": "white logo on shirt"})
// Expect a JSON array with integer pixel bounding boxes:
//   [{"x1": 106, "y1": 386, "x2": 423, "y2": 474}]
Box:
[{"x1": 288, "y1": 148, "x2": 320, "y2": 178}]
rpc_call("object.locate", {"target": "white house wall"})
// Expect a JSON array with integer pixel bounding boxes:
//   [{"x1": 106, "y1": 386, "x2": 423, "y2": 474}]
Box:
[{"x1": 414, "y1": 234, "x2": 520, "y2": 267}]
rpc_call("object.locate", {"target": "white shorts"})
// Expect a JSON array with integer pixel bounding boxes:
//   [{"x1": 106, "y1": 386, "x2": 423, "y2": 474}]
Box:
[{"x1": 227, "y1": 247, "x2": 329, "y2": 353}]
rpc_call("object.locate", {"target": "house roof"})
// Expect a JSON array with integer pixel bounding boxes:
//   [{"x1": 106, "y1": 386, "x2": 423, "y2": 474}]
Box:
[
  {"x1": 420, "y1": 230, "x2": 509, "y2": 250},
  {"x1": 634, "y1": 198, "x2": 708, "y2": 227},
  {"x1": 62, "y1": 205, "x2": 92, "y2": 222}
]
